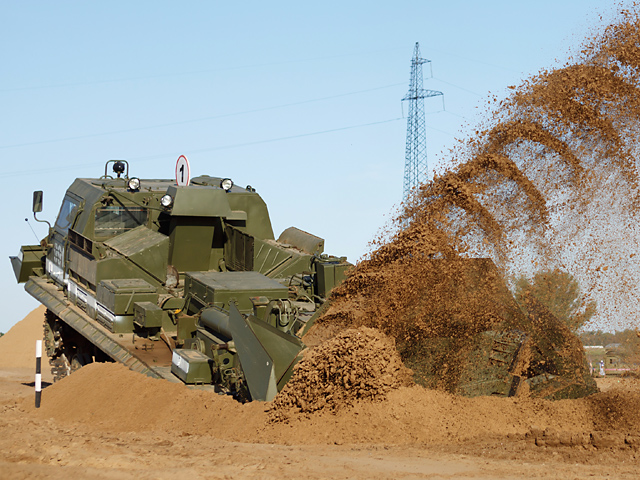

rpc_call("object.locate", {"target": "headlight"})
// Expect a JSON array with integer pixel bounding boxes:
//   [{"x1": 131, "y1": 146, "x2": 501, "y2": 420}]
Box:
[
  {"x1": 220, "y1": 178, "x2": 233, "y2": 192},
  {"x1": 160, "y1": 194, "x2": 173, "y2": 208},
  {"x1": 128, "y1": 177, "x2": 140, "y2": 191}
]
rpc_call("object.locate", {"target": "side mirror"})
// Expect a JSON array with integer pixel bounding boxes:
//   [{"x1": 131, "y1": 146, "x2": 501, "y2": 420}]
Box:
[{"x1": 32, "y1": 191, "x2": 43, "y2": 213}]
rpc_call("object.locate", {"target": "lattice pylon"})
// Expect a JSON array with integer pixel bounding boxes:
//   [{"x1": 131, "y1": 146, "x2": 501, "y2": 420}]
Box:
[{"x1": 402, "y1": 42, "x2": 443, "y2": 200}]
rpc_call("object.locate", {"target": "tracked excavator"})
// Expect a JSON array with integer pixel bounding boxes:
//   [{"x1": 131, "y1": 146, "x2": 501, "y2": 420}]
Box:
[{"x1": 11, "y1": 160, "x2": 349, "y2": 401}]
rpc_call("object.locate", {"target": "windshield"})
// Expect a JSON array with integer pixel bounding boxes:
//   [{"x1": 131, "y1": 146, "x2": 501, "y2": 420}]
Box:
[
  {"x1": 94, "y1": 206, "x2": 148, "y2": 238},
  {"x1": 54, "y1": 196, "x2": 79, "y2": 234}
]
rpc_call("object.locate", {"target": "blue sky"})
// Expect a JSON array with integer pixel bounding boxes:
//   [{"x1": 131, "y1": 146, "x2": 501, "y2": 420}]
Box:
[{"x1": 0, "y1": 1, "x2": 623, "y2": 332}]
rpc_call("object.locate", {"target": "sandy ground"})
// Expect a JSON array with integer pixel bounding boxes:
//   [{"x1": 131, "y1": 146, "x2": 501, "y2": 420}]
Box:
[
  {"x1": 1, "y1": 368, "x2": 639, "y2": 479},
  {"x1": 1, "y1": 308, "x2": 639, "y2": 479}
]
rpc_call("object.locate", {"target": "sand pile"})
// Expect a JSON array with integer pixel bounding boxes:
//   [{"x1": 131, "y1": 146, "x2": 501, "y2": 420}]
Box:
[
  {"x1": 28, "y1": 362, "x2": 266, "y2": 438},
  {"x1": 270, "y1": 327, "x2": 412, "y2": 420},
  {"x1": 0, "y1": 306, "x2": 45, "y2": 368},
  {"x1": 1, "y1": 304, "x2": 633, "y2": 446},
  {"x1": 18, "y1": 360, "x2": 640, "y2": 447}
]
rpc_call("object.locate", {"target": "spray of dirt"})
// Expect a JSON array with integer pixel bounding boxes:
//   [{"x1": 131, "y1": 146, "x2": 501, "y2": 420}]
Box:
[
  {"x1": 392, "y1": 8, "x2": 640, "y2": 330},
  {"x1": 299, "y1": 7, "x2": 640, "y2": 402}
]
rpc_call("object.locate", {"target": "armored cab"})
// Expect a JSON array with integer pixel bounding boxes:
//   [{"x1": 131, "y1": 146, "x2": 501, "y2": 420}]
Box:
[{"x1": 11, "y1": 160, "x2": 350, "y2": 401}]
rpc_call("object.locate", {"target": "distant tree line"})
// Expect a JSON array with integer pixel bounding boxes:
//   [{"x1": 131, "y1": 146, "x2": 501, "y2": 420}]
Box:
[{"x1": 579, "y1": 329, "x2": 640, "y2": 347}]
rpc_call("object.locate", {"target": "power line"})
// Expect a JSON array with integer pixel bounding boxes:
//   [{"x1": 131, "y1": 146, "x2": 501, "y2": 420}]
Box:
[
  {"x1": 0, "y1": 82, "x2": 405, "y2": 150},
  {"x1": 0, "y1": 117, "x2": 404, "y2": 178},
  {"x1": 432, "y1": 76, "x2": 483, "y2": 97},
  {"x1": 425, "y1": 122, "x2": 457, "y2": 137},
  {"x1": 0, "y1": 47, "x2": 407, "y2": 94},
  {"x1": 427, "y1": 47, "x2": 521, "y2": 74}
]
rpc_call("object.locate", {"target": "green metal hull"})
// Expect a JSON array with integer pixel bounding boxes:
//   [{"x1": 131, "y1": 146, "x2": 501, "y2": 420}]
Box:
[{"x1": 25, "y1": 275, "x2": 177, "y2": 382}]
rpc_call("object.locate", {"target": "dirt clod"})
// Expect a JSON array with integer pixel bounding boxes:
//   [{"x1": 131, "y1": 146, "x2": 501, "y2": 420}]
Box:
[{"x1": 270, "y1": 327, "x2": 412, "y2": 420}]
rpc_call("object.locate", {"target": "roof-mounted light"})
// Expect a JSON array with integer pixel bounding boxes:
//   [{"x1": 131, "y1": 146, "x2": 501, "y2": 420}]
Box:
[
  {"x1": 113, "y1": 161, "x2": 126, "y2": 178},
  {"x1": 128, "y1": 177, "x2": 140, "y2": 191},
  {"x1": 220, "y1": 178, "x2": 233, "y2": 192},
  {"x1": 160, "y1": 194, "x2": 174, "y2": 209}
]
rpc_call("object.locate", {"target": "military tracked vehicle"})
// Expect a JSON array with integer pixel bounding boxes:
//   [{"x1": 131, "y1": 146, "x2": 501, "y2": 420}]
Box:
[{"x1": 11, "y1": 160, "x2": 350, "y2": 401}]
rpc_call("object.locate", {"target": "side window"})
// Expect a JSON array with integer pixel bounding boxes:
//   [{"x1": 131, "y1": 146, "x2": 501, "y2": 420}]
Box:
[
  {"x1": 54, "y1": 196, "x2": 79, "y2": 234},
  {"x1": 94, "y1": 206, "x2": 148, "y2": 238}
]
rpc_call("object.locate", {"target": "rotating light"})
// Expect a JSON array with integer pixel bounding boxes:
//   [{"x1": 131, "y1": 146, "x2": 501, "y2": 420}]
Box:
[{"x1": 113, "y1": 161, "x2": 125, "y2": 177}]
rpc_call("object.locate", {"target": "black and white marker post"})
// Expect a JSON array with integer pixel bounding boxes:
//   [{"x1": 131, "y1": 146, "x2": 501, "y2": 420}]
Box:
[{"x1": 35, "y1": 339, "x2": 42, "y2": 408}]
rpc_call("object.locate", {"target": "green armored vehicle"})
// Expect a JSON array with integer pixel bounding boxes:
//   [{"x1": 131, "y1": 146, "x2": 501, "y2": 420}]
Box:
[{"x1": 11, "y1": 160, "x2": 350, "y2": 401}]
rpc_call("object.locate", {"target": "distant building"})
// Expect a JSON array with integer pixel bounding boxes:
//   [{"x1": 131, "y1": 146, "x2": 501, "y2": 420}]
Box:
[{"x1": 603, "y1": 344, "x2": 630, "y2": 375}]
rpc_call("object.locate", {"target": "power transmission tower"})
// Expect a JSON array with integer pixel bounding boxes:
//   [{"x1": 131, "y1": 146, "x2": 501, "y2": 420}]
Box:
[{"x1": 402, "y1": 42, "x2": 443, "y2": 200}]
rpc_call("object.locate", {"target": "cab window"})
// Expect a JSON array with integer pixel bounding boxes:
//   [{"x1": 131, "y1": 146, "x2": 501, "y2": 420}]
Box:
[
  {"x1": 54, "y1": 196, "x2": 79, "y2": 234},
  {"x1": 94, "y1": 206, "x2": 148, "y2": 238}
]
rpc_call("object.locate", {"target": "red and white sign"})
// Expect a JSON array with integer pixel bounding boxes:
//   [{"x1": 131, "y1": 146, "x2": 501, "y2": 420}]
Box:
[{"x1": 175, "y1": 155, "x2": 190, "y2": 186}]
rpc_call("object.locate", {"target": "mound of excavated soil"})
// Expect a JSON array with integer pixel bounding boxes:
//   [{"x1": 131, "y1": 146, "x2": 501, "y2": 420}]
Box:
[
  {"x1": 6, "y1": 304, "x2": 634, "y2": 447},
  {"x1": 0, "y1": 306, "x2": 45, "y2": 368},
  {"x1": 28, "y1": 362, "x2": 267, "y2": 439},
  {"x1": 2, "y1": 297, "x2": 631, "y2": 448},
  {"x1": 22, "y1": 360, "x2": 640, "y2": 448},
  {"x1": 270, "y1": 327, "x2": 412, "y2": 420}
]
